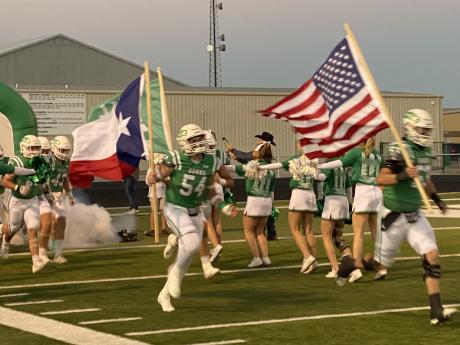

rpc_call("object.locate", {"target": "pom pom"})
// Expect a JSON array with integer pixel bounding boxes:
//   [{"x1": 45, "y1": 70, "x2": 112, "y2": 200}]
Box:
[
  {"x1": 243, "y1": 160, "x2": 267, "y2": 180},
  {"x1": 288, "y1": 156, "x2": 319, "y2": 181}
]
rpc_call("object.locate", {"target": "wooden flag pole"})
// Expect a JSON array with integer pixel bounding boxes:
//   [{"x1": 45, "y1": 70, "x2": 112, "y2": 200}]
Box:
[
  {"x1": 144, "y1": 61, "x2": 160, "y2": 244},
  {"x1": 344, "y1": 23, "x2": 432, "y2": 211},
  {"x1": 156, "y1": 67, "x2": 173, "y2": 150}
]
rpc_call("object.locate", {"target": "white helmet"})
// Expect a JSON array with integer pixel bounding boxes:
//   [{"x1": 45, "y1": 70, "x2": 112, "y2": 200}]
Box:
[
  {"x1": 403, "y1": 109, "x2": 433, "y2": 147},
  {"x1": 37, "y1": 136, "x2": 51, "y2": 157},
  {"x1": 20, "y1": 135, "x2": 42, "y2": 159},
  {"x1": 176, "y1": 123, "x2": 208, "y2": 155},
  {"x1": 204, "y1": 130, "x2": 217, "y2": 154},
  {"x1": 51, "y1": 135, "x2": 72, "y2": 160}
]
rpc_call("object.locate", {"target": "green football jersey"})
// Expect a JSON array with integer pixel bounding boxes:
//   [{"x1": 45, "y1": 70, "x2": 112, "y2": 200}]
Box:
[
  {"x1": 8, "y1": 155, "x2": 42, "y2": 199},
  {"x1": 340, "y1": 148, "x2": 383, "y2": 185},
  {"x1": 0, "y1": 157, "x2": 13, "y2": 194},
  {"x1": 48, "y1": 155, "x2": 70, "y2": 193},
  {"x1": 235, "y1": 162, "x2": 275, "y2": 197},
  {"x1": 282, "y1": 155, "x2": 314, "y2": 190},
  {"x1": 321, "y1": 165, "x2": 352, "y2": 197},
  {"x1": 383, "y1": 140, "x2": 433, "y2": 213},
  {"x1": 165, "y1": 150, "x2": 219, "y2": 208}
]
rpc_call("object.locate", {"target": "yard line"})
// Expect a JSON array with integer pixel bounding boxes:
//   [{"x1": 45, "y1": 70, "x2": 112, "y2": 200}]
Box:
[
  {"x1": 125, "y1": 303, "x2": 460, "y2": 336},
  {"x1": 0, "y1": 307, "x2": 149, "y2": 345},
  {"x1": 186, "y1": 340, "x2": 246, "y2": 345},
  {"x1": 5, "y1": 299, "x2": 63, "y2": 306},
  {"x1": 1, "y1": 253, "x2": 459, "y2": 291},
  {"x1": 40, "y1": 308, "x2": 101, "y2": 315},
  {"x1": 79, "y1": 317, "x2": 142, "y2": 325},
  {"x1": 0, "y1": 293, "x2": 29, "y2": 298},
  {"x1": 7, "y1": 226, "x2": 460, "y2": 258}
]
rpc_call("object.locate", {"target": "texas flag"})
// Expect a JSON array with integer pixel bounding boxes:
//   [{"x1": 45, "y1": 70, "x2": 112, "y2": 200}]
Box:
[{"x1": 69, "y1": 76, "x2": 147, "y2": 188}]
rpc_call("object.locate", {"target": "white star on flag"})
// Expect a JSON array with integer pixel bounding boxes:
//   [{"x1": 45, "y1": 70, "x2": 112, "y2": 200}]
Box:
[{"x1": 117, "y1": 113, "x2": 131, "y2": 138}]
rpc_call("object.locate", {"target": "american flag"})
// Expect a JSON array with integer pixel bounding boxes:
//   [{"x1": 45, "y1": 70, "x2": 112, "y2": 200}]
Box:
[{"x1": 260, "y1": 37, "x2": 388, "y2": 158}]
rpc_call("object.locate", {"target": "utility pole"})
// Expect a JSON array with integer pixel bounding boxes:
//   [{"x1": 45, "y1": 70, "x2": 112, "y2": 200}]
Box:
[{"x1": 207, "y1": 0, "x2": 226, "y2": 87}]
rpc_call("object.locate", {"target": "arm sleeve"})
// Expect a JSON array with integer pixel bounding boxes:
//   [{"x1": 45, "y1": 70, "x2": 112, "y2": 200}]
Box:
[
  {"x1": 315, "y1": 173, "x2": 326, "y2": 182},
  {"x1": 339, "y1": 149, "x2": 357, "y2": 167},
  {"x1": 318, "y1": 160, "x2": 343, "y2": 170},
  {"x1": 233, "y1": 149, "x2": 252, "y2": 164},
  {"x1": 0, "y1": 162, "x2": 15, "y2": 175},
  {"x1": 259, "y1": 162, "x2": 283, "y2": 170}
]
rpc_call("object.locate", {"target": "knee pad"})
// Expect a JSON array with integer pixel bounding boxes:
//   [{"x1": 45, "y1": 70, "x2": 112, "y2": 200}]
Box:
[{"x1": 422, "y1": 255, "x2": 441, "y2": 280}]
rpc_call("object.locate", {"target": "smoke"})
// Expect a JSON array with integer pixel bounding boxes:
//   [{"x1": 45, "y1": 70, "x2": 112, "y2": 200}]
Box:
[{"x1": 64, "y1": 203, "x2": 119, "y2": 248}]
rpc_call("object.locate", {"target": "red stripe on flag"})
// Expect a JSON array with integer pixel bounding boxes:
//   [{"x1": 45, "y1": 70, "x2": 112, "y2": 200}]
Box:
[{"x1": 259, "y1": 80, "x2": 312, "y2": 114}]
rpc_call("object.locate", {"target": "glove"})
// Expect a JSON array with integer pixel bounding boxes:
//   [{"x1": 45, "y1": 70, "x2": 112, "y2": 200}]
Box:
[{"x1": 18, "y1": 185, "x2": 31, "y2": 196}]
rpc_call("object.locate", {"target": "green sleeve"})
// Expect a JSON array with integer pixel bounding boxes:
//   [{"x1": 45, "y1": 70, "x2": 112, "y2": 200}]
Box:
[
  {"x1": 0, "y1": 162, "x2": 14, "y2": 175},
  {"x1": 163, "y1": 151, "x2": 177, "y2": 166},
  {"x1": 235, "y1": 165, "x2": 245, "y2": 177},
  {"x1": 340, "y1": 149, "x2": 359, "y2": 167},
  {"x1": 281, "y1": 159, "x2": 290, "y2": 171}
]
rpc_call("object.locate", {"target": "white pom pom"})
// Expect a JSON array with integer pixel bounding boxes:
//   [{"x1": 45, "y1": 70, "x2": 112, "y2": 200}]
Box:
[
  {"x1": 288, "y1": 156, "x2": 318, "y2": 181},
  {"x1": 243, "y1": 160, "x2": 267, "y2": 180}
]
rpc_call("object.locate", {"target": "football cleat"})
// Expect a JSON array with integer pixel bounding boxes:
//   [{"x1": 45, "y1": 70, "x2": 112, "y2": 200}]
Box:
[
  {"x1": 210, "y1": 244, "x2": 223, "y2": 263},
  {"x1": 348, "y1": 269, "x2": 364, "y2": 284},
  {"x1": 430, "y1": 307, "x2": 458, "y2": 325},
  {"x1": 163, "y1": 234, "x2": 178, "y2": 259},
  {"x1": 300, "y1": 255, "x2": 316, "y2": 273},
  {"x1": 157, "y1": 287, "x2": 175, "y2": 312},
  {"x1": 53, "y1": 255, "x2": 68, "y2": 264},
  {"x1": 247, "y1": 257, "x2": 263, "y2": 268},
  {"x1": 374, "y1": 268, "x2": 388, "y2": 280}
]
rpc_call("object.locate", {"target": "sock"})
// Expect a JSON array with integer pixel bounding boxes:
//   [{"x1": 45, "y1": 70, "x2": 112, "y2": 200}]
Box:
[
  {"x1": 39, "y1": 247, "x2": 48, "y2": 257},
  {"x1": 429, "y1": 293, "x2": 443, "y2": 318},
  {"x1": 54, "y1": 240, "x2": 64, "y2": 256},
  {"x1": 32, "y1": 255, "x2": 40, "y2": 264}
]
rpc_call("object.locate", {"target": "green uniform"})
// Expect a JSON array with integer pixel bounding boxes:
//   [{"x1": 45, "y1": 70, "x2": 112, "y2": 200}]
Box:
[
  {"x1": 7, "y1": 155, "x2": 43, "y2": 199},
  {"x1": 321, "y1": 165, "x2": 352, "y2": 197},
  {"x1": 48, "y1": 155, "x2": 70, "y2": 193},
  {"x1": 340, "y1": 148, "x2": 383, "y2": 185},
  {"x1": 281, "y1": 155, "x2": 315, "y2": 190},
  {"x1": 235, "y1": 162, "x2": 275, "y2": 197},
  {"x1": 0, "y1": 157, "x2": 12, "y2": 194},
  {"x1": 164, "y1": 150, "x2": 220, "y2": 208},
  {"x1": 383, "y1": 140, "x2": 433, "y2": 213}
]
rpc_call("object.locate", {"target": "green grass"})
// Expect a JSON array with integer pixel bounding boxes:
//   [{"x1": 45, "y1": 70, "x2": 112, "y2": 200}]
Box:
[{"x1": 1, "y1": 197, "x2": 460, "y2": 345}]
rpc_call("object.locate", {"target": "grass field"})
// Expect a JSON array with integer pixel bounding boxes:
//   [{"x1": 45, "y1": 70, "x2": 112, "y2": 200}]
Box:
[{"x1": 1, "y1": 194, "x2": 460, "y2": 345}]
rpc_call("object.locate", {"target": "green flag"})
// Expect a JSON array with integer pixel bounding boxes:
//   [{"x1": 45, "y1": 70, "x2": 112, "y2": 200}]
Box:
[{"x1": 0, "y1": 81, "x2": 38, "y2": 156}]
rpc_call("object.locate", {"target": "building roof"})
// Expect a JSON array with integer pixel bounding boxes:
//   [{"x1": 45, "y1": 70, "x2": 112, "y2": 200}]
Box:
[
  {"x1": 0, "y1": 34, "x2": 187, "y2": 87},
  {"x1": 444, "y1": 108, "x2": 460, "y2": 115}
]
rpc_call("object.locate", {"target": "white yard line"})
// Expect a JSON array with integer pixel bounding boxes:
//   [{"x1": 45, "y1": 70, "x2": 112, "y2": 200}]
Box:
[
  {"x1": 0, "y1": 293, "x2": 29, "y2": 298},
  {"x1": 0, "y1": 306, "x2": 149, "y2": 345},
  {"x1": 1, "y1": 252, "x2": 459, "y2": 291},
  {"x1": 186, "y1": 340, "x2": 246, "y2": 345},
  {"x1": 125, "y1": 303, "x2": 460, "y2": 336},
  {"x1": 79, "y1": 317, "x2": 142, "y2": 325},
  {"x1": 4, "y1": 299, "x2": 63, "y2": 306},
  {"x1": 7, "y1": 226, "x2": 460, "y2": 258},
  {"x1": 40, "y1": 308, "x2": 101, "y2": 315}
]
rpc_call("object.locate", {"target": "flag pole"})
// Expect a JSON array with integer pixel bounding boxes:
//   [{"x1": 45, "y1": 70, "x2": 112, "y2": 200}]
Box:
[
  {"x1": 144, "y1": 61, "x2": 161, "y2": 244},
  {"x1": 156, "y1": 67, "x2": 173, "y2": 150},
  {"x1": 344, "y1": 23, "x2": 432, "y2": 211}
]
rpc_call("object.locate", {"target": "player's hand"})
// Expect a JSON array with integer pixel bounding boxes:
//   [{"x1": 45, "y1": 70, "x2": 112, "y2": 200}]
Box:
[
  {"x1": 405, "y1": 166, "x2": 418, "y2": 178},
  {"x1": 146, "y1": 170, "x2": 159, "y2": 185},
  {"x1": 19, "y1": 185, "x2": 30, "y2": 196},
  {"x1": 226, "y1": 143, "x2": 234, "y2": 152},
  {"x1": 222, "y1": 204, "x2": 238, "y2": 218}
]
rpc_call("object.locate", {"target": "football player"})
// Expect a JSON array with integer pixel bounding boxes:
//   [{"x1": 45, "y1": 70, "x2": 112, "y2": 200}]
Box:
[
  {"x1": 49, "y1": 136, "x2": 74, "y2": 263},
  {"x1": 150, "y1": 124, "x2": 235, "y2": 312},
  {"x1": 370, "y1": 109, "x2": 457, "y2": 325},
  {"x1": 1, "y1": 135, "x2": 48, "y2": 273}
]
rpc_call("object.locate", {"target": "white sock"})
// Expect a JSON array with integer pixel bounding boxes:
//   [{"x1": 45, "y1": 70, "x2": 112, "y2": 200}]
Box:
[
  {"x1": 39, "y1": 247, "x2": 48, "y2": 257},
  {"x1": 54, "y1": 240, "x2": 64, "y2": 256},
  {"x1": 200, "y1": 255, "x2": 211, "y2": 269},
  {"x1": 32, "y1": 255, "x2": 40, "y2": 264}
]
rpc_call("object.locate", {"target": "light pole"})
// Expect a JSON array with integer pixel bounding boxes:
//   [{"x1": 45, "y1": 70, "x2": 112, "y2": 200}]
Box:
[{"x1": 208, "y1": 0, "x2": 226, "y2": 87}]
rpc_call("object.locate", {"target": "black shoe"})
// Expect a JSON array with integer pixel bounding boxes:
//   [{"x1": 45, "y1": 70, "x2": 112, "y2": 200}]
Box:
[{"x1": 267, "y1": 235, "x2": 278, "y2": 241}]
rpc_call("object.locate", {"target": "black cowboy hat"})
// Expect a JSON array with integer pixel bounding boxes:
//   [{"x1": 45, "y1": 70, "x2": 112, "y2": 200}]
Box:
[{"x1": 255, "y1": 131, "x2": 276, "y2": 146}]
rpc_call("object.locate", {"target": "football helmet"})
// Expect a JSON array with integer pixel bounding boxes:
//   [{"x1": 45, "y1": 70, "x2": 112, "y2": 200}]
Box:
[
  {"x1": 176, "y1": 123, "x2": 208, "y2": 155},
  {"x1": 403, "y1": 109, "x2": 433, "y2": 147},
  {"x1": 204, "y1": 130, "x2": 217, "y2": 154},
  {"x1": 20, "y1": 135, "x2": 42, "y2": 158},
  {"x1": 37, "y1": 136, "x2": 51, "y2": 157},
  {"x1": 51, "y1": 136, "x2": 71, "y2": 160}
]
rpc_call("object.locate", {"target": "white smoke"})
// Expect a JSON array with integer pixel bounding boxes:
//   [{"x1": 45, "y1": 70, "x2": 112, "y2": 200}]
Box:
[{"x1": 64, "y1": 203, "x2": 119, "y2": 248}]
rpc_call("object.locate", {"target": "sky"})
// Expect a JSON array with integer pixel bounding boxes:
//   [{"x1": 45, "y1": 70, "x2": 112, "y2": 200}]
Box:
[{"x1": 1, "y1": 0, "x2": 459, "y2": 107}]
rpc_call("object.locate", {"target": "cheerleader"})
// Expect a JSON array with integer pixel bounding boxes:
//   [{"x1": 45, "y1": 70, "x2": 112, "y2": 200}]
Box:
[
  {"x1": 318, "y1": 137, "x2": 383, "y2": 283},
  {"x1": 226, "y1": 142, "x2": 275, "y2": 268},
  {"x1": 259, "y1": 143, "x2": 325, "y2": 274}
]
